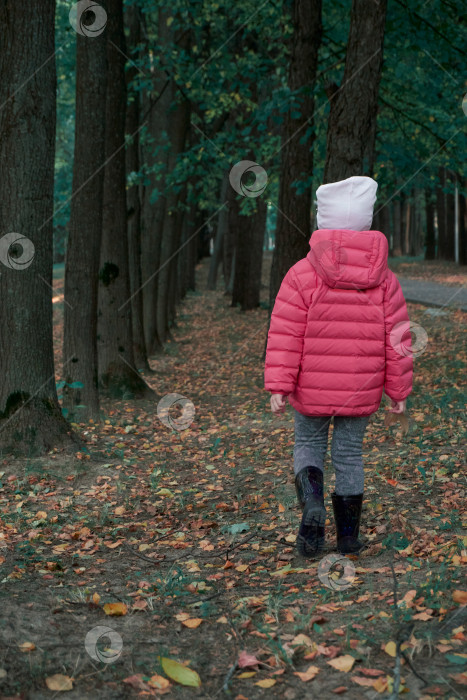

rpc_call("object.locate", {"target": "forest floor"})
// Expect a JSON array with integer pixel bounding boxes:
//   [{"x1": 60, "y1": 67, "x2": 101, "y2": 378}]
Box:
[{"x1": 0, "y1": 255, "x2": 466, "y2": 699}]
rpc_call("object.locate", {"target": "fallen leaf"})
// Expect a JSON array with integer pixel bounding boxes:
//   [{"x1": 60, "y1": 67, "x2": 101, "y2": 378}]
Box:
[
  {"x1": 238, "y1": 650, "x2": 260, "y2": 668},
  {"x1": 18, "y1": 642, "x2": 36, "y2": 652},
  {"x1": 255, "y1": 678, "x2": 276, "y2": 688},
  {"x1": 182, "y1": 618, "x2": 203, "y2": 629},
  {"x1": 294, "y1": 664, "x2": 320, "y2": 682},
  {"x1": 160, "y1": 657, "x2": 201, "y2": 687},
  {"x1": 352, "y1": 676, "x2": 376, "y2": 687},
  {"x1": 237, "y1": 671, "x2": 257, "y2": 678},
  {"x1": 453, "y1": 590, "x2": 467, "y2": 605},
  {"x1": 449, "y1": 672, "x2": 467, "y2": 685},
  {"x1": 148, "y1": 673, "x2": 171, "y2": 690},
  {"x1": 45, "y1": 674, "x2": 73, "y2": 691},
  {"x1": 103, "y1": 602, "x2": 128, "y2": 616},
  {"x1": 327, "y1": 655, "x2": 355, "y2": 672}
]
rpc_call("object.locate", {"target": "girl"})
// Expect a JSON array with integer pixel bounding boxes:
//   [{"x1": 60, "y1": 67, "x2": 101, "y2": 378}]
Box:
[{"x1": 265, "y1": 176, "x2": 413, "y2": 558}]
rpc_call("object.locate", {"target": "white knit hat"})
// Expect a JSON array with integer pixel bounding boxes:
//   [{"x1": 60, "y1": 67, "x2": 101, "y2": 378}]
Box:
[{"x1": 316, "y1": 175, "x2": 378, "y2": 231}]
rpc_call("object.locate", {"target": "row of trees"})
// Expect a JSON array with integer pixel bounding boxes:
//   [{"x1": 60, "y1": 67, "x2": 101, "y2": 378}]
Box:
[{"x1": 0, "y1": 0, "x2": 465, "y2": 455}]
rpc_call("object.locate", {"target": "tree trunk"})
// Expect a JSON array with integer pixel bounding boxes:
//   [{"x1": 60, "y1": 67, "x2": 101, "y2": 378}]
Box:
[
  {"x1": 207, "y1": 173, "x2": 229, "y2": 290},
  {"x1": 269, "y1": 0, "x2": 322, "y2": 308},
  {"x1": 97, "y1": 0, "x2": 151, "y2": 399},
  {"x1": 125, "y1": 3, "x2": 149, "y2": 371},
  {"x1": 63, "y1": 4, "x2": 108, "y2": 421},
  {"x1": 436, "y1": 166, "x2": 447, "y2": 260},
  {"x1": 140, "y1": 12, "x2": 171, "y2": 355},
  {"x1": 155, "y1": 80, "x2": 190, "y2": 344},
  {"x1": 392, "y1": 199, "x2": 402, "y2": 256},
  {"x1": 459, "y1": 178, "x2": 467, "y2": 266},
  {"x1": 401, "y1": 193, "x2": 408, "y2": 256},
  {"x1": 223, "y1": 184, "x2": 236, "y2": 293},
  {"x1": 425, "y1": 191, "x2": 436, "y2": 260},
  {"x1": 232, "y1": 197, "x2": 267, "y2": 310},
  {"x1": 445, "y1": 170, "x2": 455, "y2": 261},
  {"x1": 0, "y1": 1, "x2": 74, "y2": 454},
  {"x1": 324, "y1": 0, "x2": 387, "y2": 182}
]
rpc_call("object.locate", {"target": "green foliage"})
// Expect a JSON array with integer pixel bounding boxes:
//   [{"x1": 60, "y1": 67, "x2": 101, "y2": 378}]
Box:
[{"x1": 53, "y1": 0, "x2": 467, "y2": 251}]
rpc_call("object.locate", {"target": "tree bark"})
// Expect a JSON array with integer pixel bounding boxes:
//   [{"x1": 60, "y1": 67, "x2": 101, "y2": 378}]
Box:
[
  {"x1": 155, "y1": 81, "x2": 190, "y2": 344},
  {"x1": 392, "y1": 198, "x2": 402, "y2": 256},
  {"x1": 324, "y1": 0, "x2": 387, "y2": 182},
  {"x1": 207, "y1": 173, "x2": 229, "y2": 290},
  {"x1": 231, "y1": 196, "x2": 267, "y2": 310},
  {"x1": 125, "y1": 3, "x2": 149, "y2": 371},
  {"x1": 0, "y1": 0, "x2": 74, "y2": 454},
  {"x1": 97, "y1": 0, "x2": 151, "y2": 398},
  {"x1": 425, "y1": 191, "x2": 436, "y2": 260},
  {"x1": 445, "y1": 170, "x2": 455, "y2": 261},
  {"x1": 63, "y1": 3, "x2": 108, "y2": 421},
  {"x1": 458, "y1": 177, "x2": 467, "y2": 266},
  {"x1": 140, "y1": 11, "x2": 171, "y2": 355},
  {"x1": 269, "y1": 0, "x2": 322, "y2": 308},
  {"x1": 436, "y1": 166, "x2": 447, "y2": 260}
]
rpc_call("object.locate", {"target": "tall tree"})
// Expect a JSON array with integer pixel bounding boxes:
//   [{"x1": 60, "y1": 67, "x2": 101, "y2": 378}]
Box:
[
  {"x1": 97, "y1": 0, "x2": 151, "y2": 398},
  {"x1": 269, "y1": 0, "x2": 322, "y2": 307},
  {"x1": 231, "y1": 194, "x2": 267, "y2": 310},
  {"x1": 63, "y1": 1, "x2": 108, "y2": 420},
  {"x1": 125, "y1": 2, "x2": 150, "y2": 371},
  {"x1": 0, "y1": 0, "x2": 73, "y2": 454},
  {"x1": 324, "y1": 0, "x2": 387, "y2": 182}
]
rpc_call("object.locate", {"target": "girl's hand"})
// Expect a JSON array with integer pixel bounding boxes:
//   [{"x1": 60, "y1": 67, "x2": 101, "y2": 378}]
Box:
[
  {"x1": 271, "y1": 394, "x2": 287, "y2": 415},
  {"x1": 389, "y1": 398, "x2": 406, "y2": 414}
]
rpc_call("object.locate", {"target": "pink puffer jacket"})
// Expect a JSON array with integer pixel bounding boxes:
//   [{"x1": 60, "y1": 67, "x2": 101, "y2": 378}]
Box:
[{"x1": 265, "y1": 228, "x2": 413, "y2": 416}]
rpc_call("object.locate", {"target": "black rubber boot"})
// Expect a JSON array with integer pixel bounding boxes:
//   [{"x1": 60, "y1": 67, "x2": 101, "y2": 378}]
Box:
[
  {"x1": 295, "y1": 466, "x2": 326, "y2": 558},
  {"x1": 331, "y1": 492, "x2": 365, "y2": 555}
]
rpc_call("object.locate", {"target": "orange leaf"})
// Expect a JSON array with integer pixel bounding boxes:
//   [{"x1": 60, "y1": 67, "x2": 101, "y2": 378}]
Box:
[
  {"x1": 294, "y1": 665, "x2": 320, "y2": 682},
  {"x1": 453, "y1": 590, "x2": 467, "y2": 605},
  {"x1": 103, "y1": 602, "x2": 127, "y2": 616},
  {"x1": 182, "y1": 618, "x2": 203, "y2": 629}
]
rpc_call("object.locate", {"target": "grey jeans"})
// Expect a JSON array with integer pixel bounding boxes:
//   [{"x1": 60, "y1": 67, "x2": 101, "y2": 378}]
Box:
[{"x1": 293, "y1": 410, "x2": 369, "y2": 496}]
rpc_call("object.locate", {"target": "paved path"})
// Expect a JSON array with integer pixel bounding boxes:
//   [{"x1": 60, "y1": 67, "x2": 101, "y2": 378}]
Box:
[{"x1": 397, "y1": 276, "x2": 467, "y2": 312}]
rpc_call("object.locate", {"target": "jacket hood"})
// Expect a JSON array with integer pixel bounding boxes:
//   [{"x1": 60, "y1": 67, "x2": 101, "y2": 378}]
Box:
[
  {"x1": 307, "y1": 228, "x2": 389, "y2": 289},
  {"x1": 316, "y1": 175, "x2": 378, "y2": 231}
]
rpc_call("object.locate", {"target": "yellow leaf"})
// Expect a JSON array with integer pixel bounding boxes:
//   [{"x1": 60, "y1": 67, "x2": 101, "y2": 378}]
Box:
[
  {"x1": 18, "y1": 642, "x2": 36, "y2": 652},
  {"x1": 156, "y1": 488, "x2": 174, "y2": 498},
  {"x1": 291, "y1": 634, "x2": 314, "y2": 647},
  {"x1": 237, "y1": 671, "x2": 256, "y2": 678},
  {"x1": 236, "y1": 565, "x2": 248, "y2": 572},
  {"x1": 45, "y1": 674, "x2": 73, "y2": 691},
  {"x1": 92, "y1": 593, "x2": 101, "y2": 604},
  {"x1": 294, "y1": 664, "x2": 320, "y2": 681},
  {"x1": 160, "y1": 657, "x2": 201, "y2": 687},
  {"x1": 115, "y1": 506, "x2": 125, "y2": 515},
  {"x1": 384, "y1": 641, "x2": 397, "y2": 657},
  {"x1": 139, "y1": 543, "x2": 152, "y2": 552},
  {"x1": 103, "y1": 602, "x2": 128, "y2": 616},
  {"x1": 373, "y1": 676, "x2": 389, "y2": 692},
  {"x1": 36, "y1": 511, "x2": 47, "y2": 520},
  {"x1": 182, "y1": 618, "x2": 203, "y2": 629},
  {"x1": 255, "y1": 678, "x2": 276, "y2": 688},
  {"x1": 327, "y1": 655, "x2": 355, "y2": 672}
]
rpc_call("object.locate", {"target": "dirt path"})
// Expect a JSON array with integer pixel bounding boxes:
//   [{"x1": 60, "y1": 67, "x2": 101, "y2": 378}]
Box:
[{"x1": 0, "y1": 258, "x2": 465, "y2": 699}]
